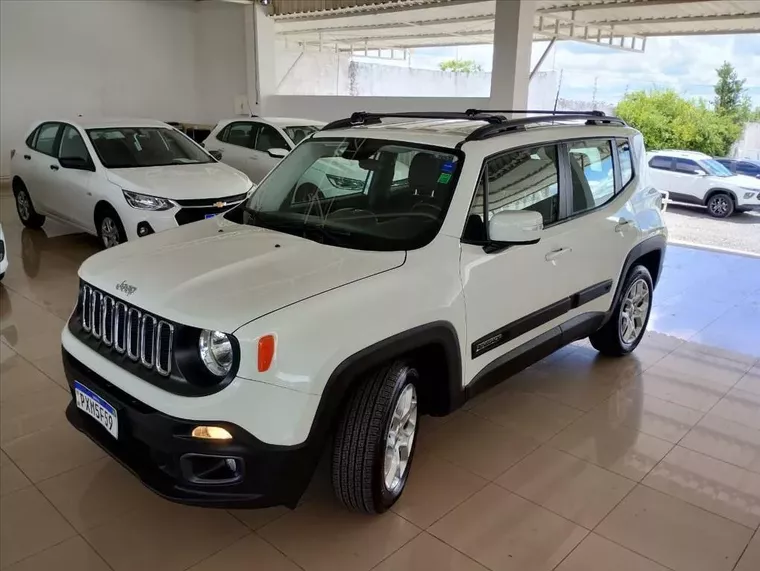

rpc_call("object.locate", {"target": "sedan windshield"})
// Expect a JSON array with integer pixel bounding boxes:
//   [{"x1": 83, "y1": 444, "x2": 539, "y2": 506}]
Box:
[
  {"x1": 283, "y1": 125, "x2": 321, "y2": 145},
  {"x1": 87, "y1": 127, "x2": 213, "y2": 168},
  {"x1": 698, "y1": 158, "x2": 733, "y2": 177},
  {"x1": 234, "y1": 137, "x2": 463, "y2": 251}
]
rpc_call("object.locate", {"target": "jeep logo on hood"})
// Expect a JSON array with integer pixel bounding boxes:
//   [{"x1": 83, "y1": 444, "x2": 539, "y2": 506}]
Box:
[{"x1": 115, "y1": 281, "x2": 137, "y2": 296}]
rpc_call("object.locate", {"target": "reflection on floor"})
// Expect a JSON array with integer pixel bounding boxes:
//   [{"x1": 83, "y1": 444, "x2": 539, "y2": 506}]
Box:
[{"x1": 1, "y1": 193, "x2": 759, "y2": 571}]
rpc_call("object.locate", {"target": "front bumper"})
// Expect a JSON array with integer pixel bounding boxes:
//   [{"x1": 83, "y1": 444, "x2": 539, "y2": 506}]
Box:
[{"x1": 63, "y1": 350, "x2": 319, "y2": 508}]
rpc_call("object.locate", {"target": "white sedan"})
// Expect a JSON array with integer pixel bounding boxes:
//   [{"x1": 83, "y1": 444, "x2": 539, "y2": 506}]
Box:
[{"x1": 10, "y1": 118, "x2": 254, "y2": 248}]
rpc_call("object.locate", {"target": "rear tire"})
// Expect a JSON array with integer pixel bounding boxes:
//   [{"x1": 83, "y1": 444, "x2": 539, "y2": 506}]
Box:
[
  {"x1": 590, "y1": 265, "x2": 653, "y2": 356},
  {"x1": 14, "y1": 183, "x2": 45, "y2": 229},
  {"x1": 96, "y1": 208, "x2": 127, "y2": 249},
  {"x1": 332, "y1": 361, "x2": 419, "y2": 514},
  {"x1": 706, "y1": 192, "x2": 734, "y2": 218}
]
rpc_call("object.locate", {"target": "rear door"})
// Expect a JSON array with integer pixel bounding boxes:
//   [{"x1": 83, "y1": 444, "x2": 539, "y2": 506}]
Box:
[
  {"x1": 50, "y1": 124, "x2": 99, "y2": 231},
  {"x1": 24, "y1": 122, "x2": 64, "y2": 213},
  {"x1": 646, "y1": 154, "x2": 675, "y2": 196}
]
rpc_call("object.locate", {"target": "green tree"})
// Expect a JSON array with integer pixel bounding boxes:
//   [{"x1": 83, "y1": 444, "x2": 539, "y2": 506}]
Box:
[
  {"x1": 714, "y1": 61, "x2": 746, "y2": 115},
  {"x1": 439, "y1": 59, "x2": 483, "y2": 73},
  {"x1": 616, "y1": 88, "x2": 742, "y2": 156}
]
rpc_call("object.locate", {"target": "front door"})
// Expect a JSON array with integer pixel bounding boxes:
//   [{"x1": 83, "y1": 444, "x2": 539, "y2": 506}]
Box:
[{"x1": 248, "y1": 123, "x2": 290, "y2": 183}]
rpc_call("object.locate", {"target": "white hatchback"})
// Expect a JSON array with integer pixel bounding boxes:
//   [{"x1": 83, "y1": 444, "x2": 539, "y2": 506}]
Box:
[{"x1": 10, "y1": 118, "x2": 254, "y2": 248}]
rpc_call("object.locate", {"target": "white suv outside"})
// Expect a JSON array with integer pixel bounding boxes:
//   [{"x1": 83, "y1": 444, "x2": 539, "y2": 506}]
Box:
[
  {"x1": 647, "y1": 149, "x2": 760, "y2": 218},
  {"x1": 62, "y1": 110, "x2": 667, "y2": 514},
  {"x1": 10, "y1": 119, "x2": 254, "y2": 248}
]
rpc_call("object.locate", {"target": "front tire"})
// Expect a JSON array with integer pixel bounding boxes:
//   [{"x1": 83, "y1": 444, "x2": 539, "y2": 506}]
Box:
[
  {"x1": 590, "y1": 265, "x2": 653, "y2": 356},
  {"x1": 706, "y1": 192, "x2": 734, "y2": 218},
  {"x1": 332, "y1": 361, "x2": 419, "y2": 514},
  {"x1": 96, "y1": 208, "x2": 127, "y2": 249},
  {"x1": 14, "y1": 183, "x2": 45, "y2": 229}
]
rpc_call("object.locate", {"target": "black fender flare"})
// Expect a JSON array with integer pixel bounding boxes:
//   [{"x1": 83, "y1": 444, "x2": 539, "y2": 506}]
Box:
[{"x1": 704, "y1": 188, "x2": 738, "y2": 206}]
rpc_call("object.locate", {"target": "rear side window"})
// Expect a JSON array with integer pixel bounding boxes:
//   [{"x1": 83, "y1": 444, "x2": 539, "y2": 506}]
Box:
[
  {"x1": 33, "y1": 123, "x2": 62, "y2": 157},
  {"x1": 648, "y1": 155, "x2": 672, "y2": 170},
  {"x1": 25, "y1": 128, "x2": 39, "y2": 148},
  {"x1": 567, "y1": 139, "x2": 615, "y2": 215},
  {"x1": 617, "y1": 139, "x2": 634, "y2": 188}
]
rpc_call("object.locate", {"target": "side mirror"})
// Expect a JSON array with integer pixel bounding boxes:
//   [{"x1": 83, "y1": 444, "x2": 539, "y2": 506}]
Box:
[
  {"x1": 693, "y1": 169, "x2": 706, "y2": 176},
  {"x1": 488, "y1": 210, "x2": 543, "y2": 246},
  {"x1": 209, "y1": 150, "x2": 223, "y2": 161},
  {"x1": 59, "y1": 157, "x2": 94, "y2": 171},
  {"x1": 267, "y1": 148, "x2": 289, "y2": 159}
]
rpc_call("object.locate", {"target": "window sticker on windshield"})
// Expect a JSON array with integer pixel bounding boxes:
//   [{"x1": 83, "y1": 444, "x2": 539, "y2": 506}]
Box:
[
  {"x1": 438, "y1": 172, "x2": 452, "y2": 184},
  {"x1": 441, "y1": 161, "x2": 455, "y2": 174}
]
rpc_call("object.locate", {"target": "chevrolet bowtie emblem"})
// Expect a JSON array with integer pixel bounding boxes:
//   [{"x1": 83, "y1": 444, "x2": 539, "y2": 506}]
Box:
[{"x1": 213, "y1": 201, "x2": 227, "y2": 208}]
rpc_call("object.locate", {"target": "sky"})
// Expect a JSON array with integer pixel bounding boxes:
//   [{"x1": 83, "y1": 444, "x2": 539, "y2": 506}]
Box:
[{"x1": 384, "y1": 35, "x2": 760, "y2": 106}]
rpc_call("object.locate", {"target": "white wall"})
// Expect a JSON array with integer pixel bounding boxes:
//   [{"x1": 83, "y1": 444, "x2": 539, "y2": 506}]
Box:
[{"x1": 0, "y1": 0, "x2": 247, "y2": 178}]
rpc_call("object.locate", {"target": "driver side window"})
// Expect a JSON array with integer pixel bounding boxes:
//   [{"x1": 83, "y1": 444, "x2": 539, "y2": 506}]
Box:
[
  {"x1": 675, "y1": 158, "x2": 700, "y2": 174},
  {"x1": 59, "y1": 125, "x2": 90, "y2": 161}
]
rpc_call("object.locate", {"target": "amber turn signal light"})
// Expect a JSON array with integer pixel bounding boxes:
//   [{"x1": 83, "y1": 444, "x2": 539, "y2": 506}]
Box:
[{"x1": 258, "y1": 334, "x2": 275, "y2": 372}]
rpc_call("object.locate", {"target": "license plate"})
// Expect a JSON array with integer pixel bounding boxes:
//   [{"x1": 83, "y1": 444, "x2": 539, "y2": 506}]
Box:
[
  {"x1": 204, "y1": 213, "x2": 217, "y2": 219},
  {"x1": 74, "y1": 381, "x2": 118, "y2": 439}
]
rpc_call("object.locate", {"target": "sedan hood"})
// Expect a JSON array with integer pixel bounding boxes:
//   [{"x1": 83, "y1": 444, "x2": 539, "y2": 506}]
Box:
[
  {"x1": 106, "y1": 163, "x2": 252, "y2": 200},
  {"x1": 78, "y1": 219, "x2": 405, "y2": 332}
]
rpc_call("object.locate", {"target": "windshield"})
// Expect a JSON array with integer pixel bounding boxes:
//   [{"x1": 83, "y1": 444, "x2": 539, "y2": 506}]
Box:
[
  {"x1": 283, "y1": 125, "x2": 321, "y2": 145},
  {"x1": 698, "y1": 158, "x2": 733, "y2": 177},
  {"x1": 233, "y1": 137, "x2": 463, "y2": 251},
  {"x1": 87, "y1": 127, "x2": 213, "y2": 168}
]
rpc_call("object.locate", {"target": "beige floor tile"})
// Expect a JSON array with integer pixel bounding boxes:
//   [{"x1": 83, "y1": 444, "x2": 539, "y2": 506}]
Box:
[
  {"x1": 734, "y1": 530, "x2": 760, "y2": 571},
  {"x1": 82, "y1": 500, "x2": 248, "y2": 571},
  {"x1": 599, "y1": 382, "x2": 704, "y2": 443},
  {"x1": 0, "y1": 456, "x2": 31, "y2": 496},
  {"x1": 735, "y1": 365, "x2": 760, "y2": 396},
  {"x1": 0, "y1": 351, "x2": 59, "y2": 402},
  {"x1": 0, "y1": 487, "x2": 77, "y2": 568},
  {"x1": 37, "y1": 456, "x2": 164, "y2": 532},
  {"x1": 549, "y1": 412, "x2": 673, "y2": 481},
  {"x1": 374, "y1": 532, "x2": 488, "y2": 571},
  {"x1": 680, "y1": 413, "x2": 760, "y2": 473},
  {"x1": 3, "y1": 420, "x2": 106, "y2": 483},
  {"x1": 187, "y1": 534, "x2": 300, "y2": 571},
  {"x1": 710, "y1": 388, "x2": 760, "y2": 431},
  {"x1": 423, "y1": 412, "x2": 540, "y2": 480},
  {"x1": 555, "y1": 533, "x2": 669, "y2": 571},
  {"x1": 643, "y1": 446, "x2": 760, "y2": 528},
  {"x1": 4, "y1": 536, "x2": 111, "y2": 571},
  {"x1": 0, "y1": 290, "x2": 66, "y2": 362},
  {"x1": 30, "y1": 354, "x2": 68, "y2": 389},
  {"x1": 636, "y1": 367, "x2": 728, "y2": 412},
  {"x1": 0, "y1": 341, "x2": 16, "y2": 365},
  {"x1": 471, "y1": 390, "x2": 583, "y2": 442},
  {"x1": 597, "y1": 485, "x2": 753, "y2": 571},
  {"x1": 653, "y1": 345, "x2": 752, "y2": 387},
  {"x1": 497, "y1": 447, "x2": 635, "y2": 529},
  {"x1": 231, "y1": 506, "x2": 290, "y2": 531},
  {"x1": 0, "y1": 384, "x2": 70, "y2": 444},
  {"x1": 429, "y1": 484, "x2": 588, "y2": 571},
  {"x1": 391, "y1": 452, "x2": 487, "y2": 528},
  {"x1": 258, "y1": 497, "x2": 420, "y2": 571}
]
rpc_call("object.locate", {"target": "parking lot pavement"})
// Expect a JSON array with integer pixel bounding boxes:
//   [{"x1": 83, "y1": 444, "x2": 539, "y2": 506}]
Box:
[{"x1": 664, "y1": 203, "x2": 760, "y2": 255}]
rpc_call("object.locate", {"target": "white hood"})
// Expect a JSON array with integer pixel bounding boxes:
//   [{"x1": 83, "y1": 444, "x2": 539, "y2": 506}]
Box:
[
  {"x1": 106, "y1": 163, "x2": 252, "y2": 200},
  {"x1": 78, "y1": 218, "x2": 405, "y2": 332},
  {"x1": 732, "y1": 174, "x2": 760, "y2": 190}
]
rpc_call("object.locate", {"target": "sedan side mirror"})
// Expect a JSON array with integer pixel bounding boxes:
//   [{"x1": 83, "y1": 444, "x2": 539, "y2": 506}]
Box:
[
  {"x1": 209, "y1": 150, "x2": 223, "y2": 161},
  {"x1": 267, "y1": 148, "x2": 289, "y2": 159},
  {"x1": 488, "y1": 210, "x2": 543, "y2": 247},
  {"x1": 59, "y1": 156, "x2": 95, "y2": 171}
]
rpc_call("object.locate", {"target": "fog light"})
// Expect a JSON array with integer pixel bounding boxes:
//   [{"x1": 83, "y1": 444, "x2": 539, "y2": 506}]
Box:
[
  {"x1": 137, "y1": 222, "x2": 154, "y2": 237},
  {"x1": 191, "y1": 426, "x2": 233, "y2": 440}
]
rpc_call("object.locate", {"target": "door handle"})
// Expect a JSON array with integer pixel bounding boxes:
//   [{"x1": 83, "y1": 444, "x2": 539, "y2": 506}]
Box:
[
  {"x1": 545, "y1": 247, "x2": 572, "y2": 263},
  {"x1": 615, "y1": 219, "x2": 631, "y2": 233},
  {"x1": 50, "y1": 165, "x2": 59, "y2": 171},
  {"x1": 23, "y1": 155, "x2": 31, "y2": 160}
]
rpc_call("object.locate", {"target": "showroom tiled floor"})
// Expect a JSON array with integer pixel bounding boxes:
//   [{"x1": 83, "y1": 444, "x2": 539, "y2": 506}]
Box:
[{"x1": 1, "y1": 191, "x2": 759, "y2": 571}]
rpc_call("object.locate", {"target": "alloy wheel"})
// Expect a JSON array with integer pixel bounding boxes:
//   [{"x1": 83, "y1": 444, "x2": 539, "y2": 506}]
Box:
[
  {"x1": 619, "y1": 278, "x2": 650, "y2": 346},
  {"x1": 16, "y1": 190, "x2": 30, "y2": 221},
  {"x1": 101, "y1": 217, "x2": 121, "y2": 248},
  {"x1": 710, "y1": 196, "x2": 730, "y2": 216},
  {"x1": 383, "y1": 383, "x2": 417, "y2": 494}
]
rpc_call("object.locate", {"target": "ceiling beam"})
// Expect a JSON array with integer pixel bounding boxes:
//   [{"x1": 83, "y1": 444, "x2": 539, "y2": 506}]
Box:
[
  {"x1": 583, "y1": 12, "x2": 760, "y2": 26},
  {"x1": 539, "y1": 0, "x2": 712, "y2": 13},
  {"x1": 273, "y1": 0, "x2": 487, "y2": 22},
  {"x1": 638, "y1": 27, "x2": 760, "y2": 36},
  {"x1": 276, "y1": 14, "x2": 495, "y2": 36}
]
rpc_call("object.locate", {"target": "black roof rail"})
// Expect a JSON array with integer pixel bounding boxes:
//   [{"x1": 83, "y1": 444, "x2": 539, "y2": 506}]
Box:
[
  {"x1": 465, "y1": 108, "x2": 607, "y2": 117},
  {"x1": 464, "y1": 113, "x2": 627, "y2": 143},
  {"x1": 321, "y1": 111, "x2": 506, "y2": 131}
]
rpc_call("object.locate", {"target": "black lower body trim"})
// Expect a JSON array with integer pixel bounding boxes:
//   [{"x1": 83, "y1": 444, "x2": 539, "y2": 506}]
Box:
[
  {"x1": 666, "y1": 191, "x2": 704, "y2": 206},
  {"x1": 471, "y1": 280, "x2": 612, "y2": 358},
  {"x1": 63, "y1": 350, "x2": 317, "y2": 509}
]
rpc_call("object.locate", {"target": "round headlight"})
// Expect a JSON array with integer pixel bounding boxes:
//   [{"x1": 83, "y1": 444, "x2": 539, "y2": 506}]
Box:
[{"x1": 199, "y1": 330, "x2": 233, "y2": 376}]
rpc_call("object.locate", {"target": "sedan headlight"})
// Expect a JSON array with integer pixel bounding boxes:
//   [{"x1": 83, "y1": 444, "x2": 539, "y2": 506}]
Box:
[
  {"x1": 199, "y1": 330, "x2": 233, "y2": 376},
  {"x1": 122, "y1": 190, "x2": 174, "y2": 211}
]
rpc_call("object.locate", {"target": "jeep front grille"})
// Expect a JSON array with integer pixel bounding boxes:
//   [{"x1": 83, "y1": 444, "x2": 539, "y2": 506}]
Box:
[{"x1": 80, "y1": 284, "x2": 174, "y2": 376}]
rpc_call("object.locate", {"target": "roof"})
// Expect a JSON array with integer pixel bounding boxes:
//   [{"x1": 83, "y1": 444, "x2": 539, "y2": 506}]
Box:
[
  {"x1": 216, "y1": 116, "x2": 326, "y2": 127},
  {"x1": 647, "y1": 149, "x2": 711, "y2": 159},
  {"x1": 61, "y1": 117, "x2": 170, "y2": 129},
  {"x1": 272, "y1": 0, "x2": 760, "y2": 52}
]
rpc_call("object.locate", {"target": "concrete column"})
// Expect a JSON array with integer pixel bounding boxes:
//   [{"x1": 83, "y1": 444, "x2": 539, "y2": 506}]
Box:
[
  {"x1": 489, "y1": 0, "x2": 536, "y2": 113},
  {"x1": 244, "y1": 2, "x2": 276, "y2": 115}
]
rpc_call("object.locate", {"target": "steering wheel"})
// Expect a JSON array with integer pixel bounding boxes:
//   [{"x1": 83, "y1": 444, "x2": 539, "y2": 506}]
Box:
[
  {"x1": 327, "y1": 208, "x2": 378, "y2": 224},
  {"x1": 294, "y1": 182, "x2": 325, "y2": 203}
]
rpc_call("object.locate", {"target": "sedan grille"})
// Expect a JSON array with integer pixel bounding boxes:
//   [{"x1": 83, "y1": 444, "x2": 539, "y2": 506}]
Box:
[{"x1": 80, "y1": 284, "x2": 174, "y2": 376}]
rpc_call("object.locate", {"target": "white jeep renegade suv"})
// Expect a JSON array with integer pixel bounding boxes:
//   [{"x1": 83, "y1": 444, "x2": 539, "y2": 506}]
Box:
[{"x1": 62, "y1": 110, "x2": 667, "y2": 514}]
